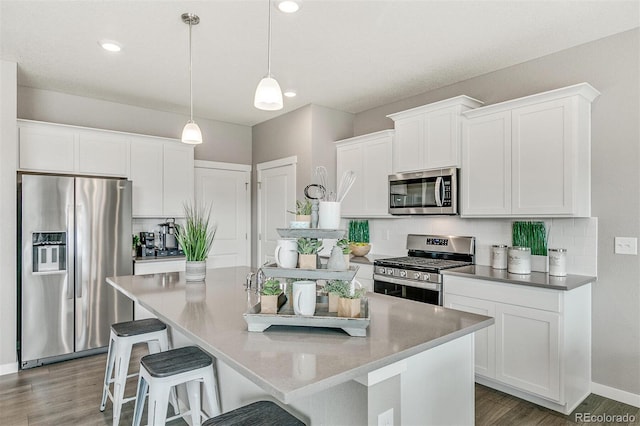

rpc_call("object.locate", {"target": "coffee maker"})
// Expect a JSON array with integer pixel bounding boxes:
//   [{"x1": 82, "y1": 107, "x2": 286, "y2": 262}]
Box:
[
  {"x1": 157, "y1": 218, "x2": 180, "y2": 256},
  {"x1": 138, "y1": 232, "x2": 156, "y2": 257}
]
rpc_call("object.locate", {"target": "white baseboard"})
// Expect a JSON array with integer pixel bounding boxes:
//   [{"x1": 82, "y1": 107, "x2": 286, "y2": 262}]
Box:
[
  {"x1": 0, "y1": 362, "x2": 18, "y2": 376},
  {"x1": 592, "y1": 382, "x2": 640, "y2": 408}
]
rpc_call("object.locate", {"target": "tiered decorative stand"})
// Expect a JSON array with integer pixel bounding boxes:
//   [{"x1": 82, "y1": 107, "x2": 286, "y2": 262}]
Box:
[{"x1": 243, "y1": 228, "x2": 370, "y2": 337}]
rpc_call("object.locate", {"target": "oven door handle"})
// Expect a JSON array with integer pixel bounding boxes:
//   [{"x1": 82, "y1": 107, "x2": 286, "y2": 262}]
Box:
[
  {"x1": 373, "y1": 274, "x2": 441, "y2": 291},
  {"x1": 434, "y1": 176, "x2": 443, "y2": 207}
]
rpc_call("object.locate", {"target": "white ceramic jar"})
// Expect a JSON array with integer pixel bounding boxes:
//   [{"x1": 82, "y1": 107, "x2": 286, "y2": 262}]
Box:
[
  {"x1": 491, "y1": 245, "x2": 508, "y2": 269},
  {"x1": 508, "y1": 246, "x2": 531, "y2": 274},
  {"x1": 548, "y1": 248, "x2": 567, "y2": 276}
]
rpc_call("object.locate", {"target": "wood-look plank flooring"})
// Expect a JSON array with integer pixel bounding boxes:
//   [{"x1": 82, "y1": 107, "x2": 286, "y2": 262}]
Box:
[{"x1": 0, "y1": 349, "x2": 638, "y2": 425}]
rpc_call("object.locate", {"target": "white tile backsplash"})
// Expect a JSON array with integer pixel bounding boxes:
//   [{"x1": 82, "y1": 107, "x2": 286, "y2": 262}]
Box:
[{"x1": 366, "y1": 216, "x2": 598, "y2": 276}]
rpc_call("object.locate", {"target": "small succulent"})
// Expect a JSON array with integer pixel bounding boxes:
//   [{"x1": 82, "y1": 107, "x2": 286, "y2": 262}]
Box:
[
  {"x1": 288, "y1": 199, "x2": 312, "y2": 216},
  {"x1": 336, "y1": 238, "x2": 351, "y2": 255},
  {"x1": 324, "y1": 280, "x2": 350, "y2": 296},
  {"x1": 297, "y1": 237, "x2": 323, "y2": 255},
  {"x1": 341, "y1": 287, "x2": 366, "y2": 300},
  {"x1": 261, "y1": 278, "x2": 282, "y2": 296}
]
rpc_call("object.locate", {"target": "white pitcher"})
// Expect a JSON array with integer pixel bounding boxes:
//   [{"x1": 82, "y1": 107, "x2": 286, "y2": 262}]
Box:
[{"x1": 274, "y1": 238, "x2": 298, "y2": 268}]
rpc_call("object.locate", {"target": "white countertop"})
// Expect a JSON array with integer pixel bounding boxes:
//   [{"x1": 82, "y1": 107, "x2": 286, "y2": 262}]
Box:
[{"x1": 107, "y1": 266, "x2": 492, "y2": 403}]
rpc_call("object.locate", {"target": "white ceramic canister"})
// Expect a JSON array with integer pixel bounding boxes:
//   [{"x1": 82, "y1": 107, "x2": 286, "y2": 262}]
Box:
[
  {"x1": 508, "y1": 246, "x2": 531, "y2": 274},
  {"x1": 548, "y1": 248, "x2": 567, "y2": 276},
  {"x1": 491, "y1": 245, "x2": 508, "y2": 269}
]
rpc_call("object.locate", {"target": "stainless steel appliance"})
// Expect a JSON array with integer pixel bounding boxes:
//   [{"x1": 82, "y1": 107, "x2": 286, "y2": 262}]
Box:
[
  {"x1": 373, "y1": 234, "x2": 475, "y2": 305},
  {"x1": 18, "y1": 173, "x2": 133, "y2": 368},
  {"x1": 157, "y1": 218, "x2": 180, "y2": 256},
  {"x1": 139, "y1": 231, "x2": 156, "y2": 257},
  {"x1": 388, "y1": 167, "x2": 458, "y2": 215}
]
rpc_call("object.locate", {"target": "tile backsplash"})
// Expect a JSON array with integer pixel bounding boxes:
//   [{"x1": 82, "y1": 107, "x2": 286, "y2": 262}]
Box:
[{"x1": 362, "y1": 217, "x2": 598, "y2": 276}]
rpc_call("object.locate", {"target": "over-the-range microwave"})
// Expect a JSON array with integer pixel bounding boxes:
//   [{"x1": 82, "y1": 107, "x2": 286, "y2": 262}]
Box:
[{"x1": 388, "y1": 167, "x2": 458, "y2": 215}]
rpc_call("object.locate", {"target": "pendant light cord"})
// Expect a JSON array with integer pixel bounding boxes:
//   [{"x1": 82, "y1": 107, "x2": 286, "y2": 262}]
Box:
[
  {"x1": 188, "y1": 19, "x2": 194, "y2": 122},
  {"x1": 267, "y1": 0, "x2": 272, "y2": 77}
]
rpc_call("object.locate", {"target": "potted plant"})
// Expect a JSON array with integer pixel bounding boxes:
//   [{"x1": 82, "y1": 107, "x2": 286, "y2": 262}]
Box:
[
  {"x1": 260, "y1": 278, "x2": 283, "y2": 314},
  {"x1": 289, "y1": 199, "x2": 312, "y2": 225},
  {"x1": 336, "y1": 237, "x2": 351, "y2": 268},
  {"x1": 132, "y1": 234, "x2": 140, "y2": 258},
  {"x1": 297, "y1": 237, "x2": 323, "y2": 269},
  {"x1": 324, "y1": 280, "x2": 349, "y2": 313},
  {"x1": 174, "y1": 202, "x2": 217, "y2": 281},
  {"x1": 338, "y1": 287, "x2": 366, "y2": 318},
  {"x1": 348, "y1": 220, "x2": 371, "y2": 257}
]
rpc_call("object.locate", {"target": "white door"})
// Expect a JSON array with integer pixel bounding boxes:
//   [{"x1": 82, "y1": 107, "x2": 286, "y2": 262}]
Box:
[
  {"x1": 257, "y1": 157, "x2": 296, "y2": 266},
  {"x1": 195, "y1": 162, "x2": 251, "y2": 268}
]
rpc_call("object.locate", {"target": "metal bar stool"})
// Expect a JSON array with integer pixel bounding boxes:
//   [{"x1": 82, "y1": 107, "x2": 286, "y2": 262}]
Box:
[
  {"x1": 132, "y1": 345, "x2": 221, "y2": 426},
  {"x1": 99, "y1": 318, "x2": 173, "y2": 425},
  {"x1": 203, "y1": 401, "x2": 305, "y2": 426}
]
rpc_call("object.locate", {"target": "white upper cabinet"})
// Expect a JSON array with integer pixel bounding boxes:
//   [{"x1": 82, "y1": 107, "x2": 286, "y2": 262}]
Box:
[
  {"x1": 130, "y1": 136, "x2": 164, "y2": 217},
  {"x1": 387, "y1": 96, "x2": 484, "y2": 173},
  {"x1": 163, "y1": 142, "x2": 194, "y2": 217},
  {"x1": 336, "y1": 130, "x2": 393, "y2": 218},
  {"x1": 18, "y1": 120, "x2": 130, "y2": 176},
  {"x1": 18, "y1": 120, "x2": 195, "y2": 218},
  {"x1": 130, "y1": 136, "x2": 194, "y2": 218},
  {"x1": 461, "y1": 83, "x2": 600, "y2": 218},
  {"x1": 77, "y1": 130, "x2": 130, "y2": 177},
  {"x1": 18, "y1": 122, "x2": 76, "y2": 173}
]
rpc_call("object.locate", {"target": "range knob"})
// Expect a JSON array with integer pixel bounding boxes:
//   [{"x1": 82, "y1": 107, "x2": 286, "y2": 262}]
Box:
[
  {"x1": 377, "y1": 267, "x2": 386, "y2": 274},
  {"x1": 413, "y1": 272, "x2": 421, "y2": 280},
  {"x1": 400, "y1": 270, "x2": 407, "y2": 278},
  {"x1": 423, "y1": 273, "x2": 431, "y2": 281},
  {"x1": 386, "y1": 268, "x2": 395, "y2": 276}
]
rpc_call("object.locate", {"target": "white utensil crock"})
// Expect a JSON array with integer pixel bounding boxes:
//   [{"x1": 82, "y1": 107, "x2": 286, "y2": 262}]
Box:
[{"x1": 318, "y1": 201, "x2": 341, "y2": 229}]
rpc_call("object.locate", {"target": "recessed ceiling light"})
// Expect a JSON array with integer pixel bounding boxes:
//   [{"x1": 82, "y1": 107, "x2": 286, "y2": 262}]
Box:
[
  {"x1": 276, "y1": 0, "x2": 302, "y2": 13},
  {"x1": 99, "y1": 40, "x2": 122, "y2": 52},
  {"x1": 284, "y1": 91, "x2": 297, "y2": 98}
]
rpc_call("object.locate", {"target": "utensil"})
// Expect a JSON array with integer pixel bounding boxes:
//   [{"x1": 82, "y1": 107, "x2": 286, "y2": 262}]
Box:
[
  {"x1": 314, "y1": 166, "x2": 329, "y2": 200},
  {"x1": 337, "y1": 171, "x2": 356, "y2": 203}
]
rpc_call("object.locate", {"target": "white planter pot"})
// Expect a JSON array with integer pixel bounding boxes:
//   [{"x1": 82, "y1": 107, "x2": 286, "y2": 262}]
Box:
[{"x1": 185, "y1": 260, "x2": 206, "y2": 281}]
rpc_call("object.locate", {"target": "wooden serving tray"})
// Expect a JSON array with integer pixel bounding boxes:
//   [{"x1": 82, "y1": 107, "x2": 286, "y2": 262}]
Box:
[{"x1": 243, "y1": 296, "x2": 370, "y2": 337}]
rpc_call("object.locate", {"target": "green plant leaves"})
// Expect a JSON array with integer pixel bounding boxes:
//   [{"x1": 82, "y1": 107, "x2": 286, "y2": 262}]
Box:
[{"x1": 174, "y1": 202, "x2": 217, "y2": 261}]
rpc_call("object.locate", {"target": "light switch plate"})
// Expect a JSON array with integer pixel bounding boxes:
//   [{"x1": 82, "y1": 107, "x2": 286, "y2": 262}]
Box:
[{"x1": 614, "y1": 237, "x2": 638, "y2": 255}]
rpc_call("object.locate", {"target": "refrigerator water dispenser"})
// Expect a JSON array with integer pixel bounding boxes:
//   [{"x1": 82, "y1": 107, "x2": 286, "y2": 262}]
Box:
[{"x1": 32, "y1": 232, "x2": 66, "y2": 273}]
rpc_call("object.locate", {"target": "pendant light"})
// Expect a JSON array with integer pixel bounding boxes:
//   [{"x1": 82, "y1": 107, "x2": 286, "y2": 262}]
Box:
[
  {"x1": 254, "y1": 0, "x2": 283, "y2": 111},
  {"x1": 181, "y1": 13, "x2": 202, "y2": 144}
]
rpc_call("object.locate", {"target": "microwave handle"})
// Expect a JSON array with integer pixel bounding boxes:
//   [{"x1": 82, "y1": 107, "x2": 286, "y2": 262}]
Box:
[{"x1": 434, "y1": 177, "x2": 443, "y2": 207}]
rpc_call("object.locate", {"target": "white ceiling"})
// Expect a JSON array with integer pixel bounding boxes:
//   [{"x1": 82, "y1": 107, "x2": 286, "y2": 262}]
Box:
[{"x1": 1, "y1": 1, "x2": 638, "y2": 127}]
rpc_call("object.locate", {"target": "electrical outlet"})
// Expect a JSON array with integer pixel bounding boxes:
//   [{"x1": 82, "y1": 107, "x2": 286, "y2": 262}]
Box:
[
  {"x1": 378, "y1": 408, "x2": 393, "y2": 426},
  {"x1": 614, "y1": 237, "x2": 638, "y2": 255}
]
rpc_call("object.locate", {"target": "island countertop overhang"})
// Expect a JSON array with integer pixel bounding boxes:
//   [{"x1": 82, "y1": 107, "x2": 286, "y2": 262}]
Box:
[{"x1": 107, "y1": 266, "x2": 493, "y2": 403}]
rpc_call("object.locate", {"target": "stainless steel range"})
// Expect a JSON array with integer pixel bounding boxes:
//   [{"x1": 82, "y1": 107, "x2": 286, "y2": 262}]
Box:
[{"x1": 373, "y1": 234, "x2": 475, "y2": 305}]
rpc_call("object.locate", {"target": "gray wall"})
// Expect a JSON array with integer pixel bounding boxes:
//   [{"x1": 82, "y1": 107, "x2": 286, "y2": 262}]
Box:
[
  {"x1": 251, "y1": 104, "x2": 353, "y2": 265},
  {"x1": 18, "y1": 87, "x2": 252, "y2": 164},
  {"x1": 354, "y1": 29, "x2": 640, "y2": 395}
]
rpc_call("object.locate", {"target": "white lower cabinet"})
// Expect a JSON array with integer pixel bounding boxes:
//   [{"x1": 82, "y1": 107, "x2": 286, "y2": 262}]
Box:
[
  {"x1": 445, "y1": 294, "x2": 495, "y2": 378},
  {"x1": 444, "y1": 275, "x2": 591, "y2": 414},
  {"x1": 133, "y1": 259, "x2": 186, "y2": 319}
]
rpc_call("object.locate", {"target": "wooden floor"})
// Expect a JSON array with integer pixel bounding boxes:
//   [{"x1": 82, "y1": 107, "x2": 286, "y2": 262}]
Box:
[{"x1": 0, "y1": 350, "x2": 638, "y2": 425}]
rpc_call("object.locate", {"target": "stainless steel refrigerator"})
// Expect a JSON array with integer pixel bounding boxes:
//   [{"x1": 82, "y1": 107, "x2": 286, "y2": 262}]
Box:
[{"x1": 19, "y1": 173, "x2": 133, "y2": 368}]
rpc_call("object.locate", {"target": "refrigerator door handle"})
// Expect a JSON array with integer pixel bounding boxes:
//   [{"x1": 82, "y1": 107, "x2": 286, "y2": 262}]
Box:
[
  {"x1": 66, "y1": 204, "x2": 74, "y2": 300},
  {"x1": 75, "y1": 203, "x2": 83, "y2": 299}
]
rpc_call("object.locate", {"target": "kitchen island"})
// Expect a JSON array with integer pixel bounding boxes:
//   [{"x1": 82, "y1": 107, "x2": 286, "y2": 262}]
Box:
[{"x1": 107, "y1": 266, "x2": 493, "y2": 425}]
